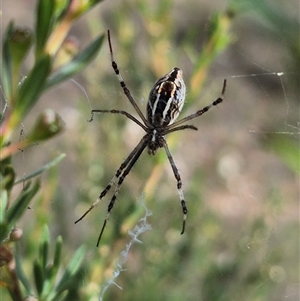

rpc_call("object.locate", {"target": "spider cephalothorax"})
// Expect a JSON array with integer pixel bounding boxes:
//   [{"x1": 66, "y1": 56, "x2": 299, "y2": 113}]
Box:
[{"x1": 75, "y1": 30, "x2": 226, "y2": 246}]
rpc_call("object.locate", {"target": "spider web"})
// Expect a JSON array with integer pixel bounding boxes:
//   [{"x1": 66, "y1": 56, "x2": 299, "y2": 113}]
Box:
[
  {"x1": 88, "y1": 8, "x2": 299, "y2": 301},
  {"x1": 83, "y1": 41, "x2": 299, "y2": 301},
  {"x1": 2, "y1": 1, "x2": 299, "y2": 301}
]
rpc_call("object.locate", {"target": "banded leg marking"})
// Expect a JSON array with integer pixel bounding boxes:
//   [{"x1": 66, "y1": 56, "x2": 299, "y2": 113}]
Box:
[{"x1": 162, "y1": 138, "x2": 188, "y2": 234}]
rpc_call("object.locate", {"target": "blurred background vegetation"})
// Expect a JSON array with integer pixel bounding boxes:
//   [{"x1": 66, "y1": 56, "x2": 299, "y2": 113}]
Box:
[{"x1": 1, "y1": 0, "x2": 299, "y2": 300}]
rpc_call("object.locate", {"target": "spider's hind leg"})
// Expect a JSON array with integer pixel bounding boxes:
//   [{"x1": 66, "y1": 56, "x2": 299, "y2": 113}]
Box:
[
  {"x1": 162, "y1": 137, "x2": 188, "y2": 235},
  {"x1": 75, "y1": 136, "x2": 147, "y2": 225},
  {"x1": 95, "y1": 135, "x2": 149, "y2": 246}
]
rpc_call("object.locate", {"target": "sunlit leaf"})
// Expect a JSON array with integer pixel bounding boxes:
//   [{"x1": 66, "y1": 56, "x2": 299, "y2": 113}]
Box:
[
  {"x1": 5, "y1": 181, "x2": 40, "y2": 238},
  {"x1": 35, "y1": 0, "x2": 55, "y2": 57},
  {"x1": 46, "y1": 34, "x2": 104, "y2": 88},
  {"x1": 14, "y1": 153, "x2": 66, "y2": 185},
  {"x1": 33, "y1": 259, "x2": 44, "y2": 296},
  {"x1": 16, "y1": 55, "x2": 51, "y2": 118},
  {"x1": 52, "y1": 245, "x2": 86, "y2": 297},
  {"x1": 2, "y1": 22, "x2": 14, "y2": 100}
]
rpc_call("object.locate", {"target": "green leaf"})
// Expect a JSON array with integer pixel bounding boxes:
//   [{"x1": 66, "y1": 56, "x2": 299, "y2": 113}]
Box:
[
  {"x1": 189, "y1": 11, "x2": 233, "y2": 98},
  {"x1": 40, "y1": 225, "x2": 50, "y2": 271},
  {"x1": 53, "y1": 236, "x2": 63, "y2": 276},
  {"x1": 5, "y1": 181, "x2": 40, "y2": 233},
  {"x1": 2, "y1": 22, "x2": 14, "y2": 100},
  {"x1": 50, "y1": 245, "x2": 86, "y2": 299},
  {"x1": 1, "y1": 181, "x2": 39, "y2": 242},
  {"x1": 35, "y1": 0, "x2": 55, "y2": 57},
  {"x1": 46, "y1": 34, "x2": 105, "y2": 88},
  {"x1": 33, "y1": 259, "x2": 44, "y2": 296},
  {"x1": 14, "y1": 153, "x2": 66, "y2": 185},
  {"x1": 0, "y1": 191, "x2": 8, "y2": 224},
  {"x1": 262, "y1": 134, "x2": 300, "y2": 174},
  {"x1": 86, "y1": 0, "x2": 106, "y2": 10},
  {"x1": 15, "y1": 243, "x2": 34, "y2": 295},
  {"x1": 16, "y1": 55, "x2": 51, "y2": 118},
  {"x1": 41, "y1": 235, "x2": 63, "y2": 298},
  {"x1": 55, "y1": 291, "x2": 68, "y2": 301}
]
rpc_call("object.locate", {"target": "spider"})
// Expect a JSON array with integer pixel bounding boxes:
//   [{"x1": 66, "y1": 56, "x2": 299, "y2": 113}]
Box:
[{"x1": 75, "y1": 30, "x2": 226, "y2": 246}]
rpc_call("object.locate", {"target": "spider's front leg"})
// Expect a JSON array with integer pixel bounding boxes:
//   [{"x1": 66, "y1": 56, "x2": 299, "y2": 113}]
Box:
[
  {"x1": 88, "y1": 109, "x2": 148, "y2": 130},
  {"x1": 167, "y1": 79, "x2": 227, "y2": 129},
  {"x1": 107, "y1": 30, "x2": 149, "y2": 125}
]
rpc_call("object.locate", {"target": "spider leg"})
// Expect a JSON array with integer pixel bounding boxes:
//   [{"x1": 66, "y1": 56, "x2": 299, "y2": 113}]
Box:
[
  {"x1": 75, "y1": 135, "x2": 148, "y2": 225},
  {"x1": 167, "y1": 79, "x2": 226, "y2": 129},
  {"x1": 163, "y1": 124, "x2": 198, "y2": 135},
  {"x1": 162, "y1": 137, "x2": 188, "y2": 235},
  {"x1": 107, "y1": 30, "x2": 149, "y2": 127},
  {"x1": 89, "y1": 109, "x2": 148, "y2": 131},
  {"x1": 96, "y1": 135, "x2": 149, "y2": 246}
]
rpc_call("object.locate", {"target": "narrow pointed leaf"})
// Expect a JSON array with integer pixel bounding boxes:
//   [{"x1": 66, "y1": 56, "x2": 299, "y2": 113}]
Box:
[
  {"x1": 35, "y1": 0, "x2": 55, "y2": 57},
  {"x1": 46, "y1": 34, "x2": 104, "y2": 88},
  {"x1": 84, "y1": 0, "x2": 106, "y2": 10},
  {"x1": 53, "y1": 245, "x2": 86, "y2": 295},
  {"x1": 33, "y1": 259, "x2": 44, "y2": 296},
  {"x1": 16, "y1": 55, "x2": 51, "y2": 117},
  {"x1": 2, "y1": 22, "x2": 14, "y2": 100},
  {"x1": 15, "y1": 244, "x2": 34, "y2": 295},
  {"x1": 43, "y1": 235, "x2": 63, "y2": 296},
  {"x1": 6, "y1": 181, "x2": 40, "y2": 227},
  {"x1": 262, "y1": 134, "x2": 300, "y2": 174},
  {"x1": 52, "y1": 235, "x2": 63, "y2": 276},
  {"x1": 40, "y1": 225, "x2": 50, "y2": 271},
  {"x1": 0, "y1": 191, "x2": 8, "y2": 224},
  {"x1": 14, "y1": 153, "x2": 66, "y2": 185},
  {"x1": 55, "y1": 291, "x2": 68, "y2": 301}
]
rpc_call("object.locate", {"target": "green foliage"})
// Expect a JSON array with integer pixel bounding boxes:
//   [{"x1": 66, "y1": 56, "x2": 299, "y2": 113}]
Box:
[
  {"x1": 0, "y1": 0, "x2": 105, "y2": 300},
  {"x1": 261, "y1": 134, "x2": 299, "y2": 174},
  {"x1": 46, "y1": 35, "x2": 105, "y2": 89},
  {"x1": 1, "y1": 181, "x2": 40, "y2": 242},
  {"x1": 1, "y1": 0, "x2": 298, "y2": 301},
  {"x1": 35, "y1": 0, "x2": 55, "y2": 58},
  {"x1": 12, "y1": 226, "x2": 86, "y2": 301}
]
